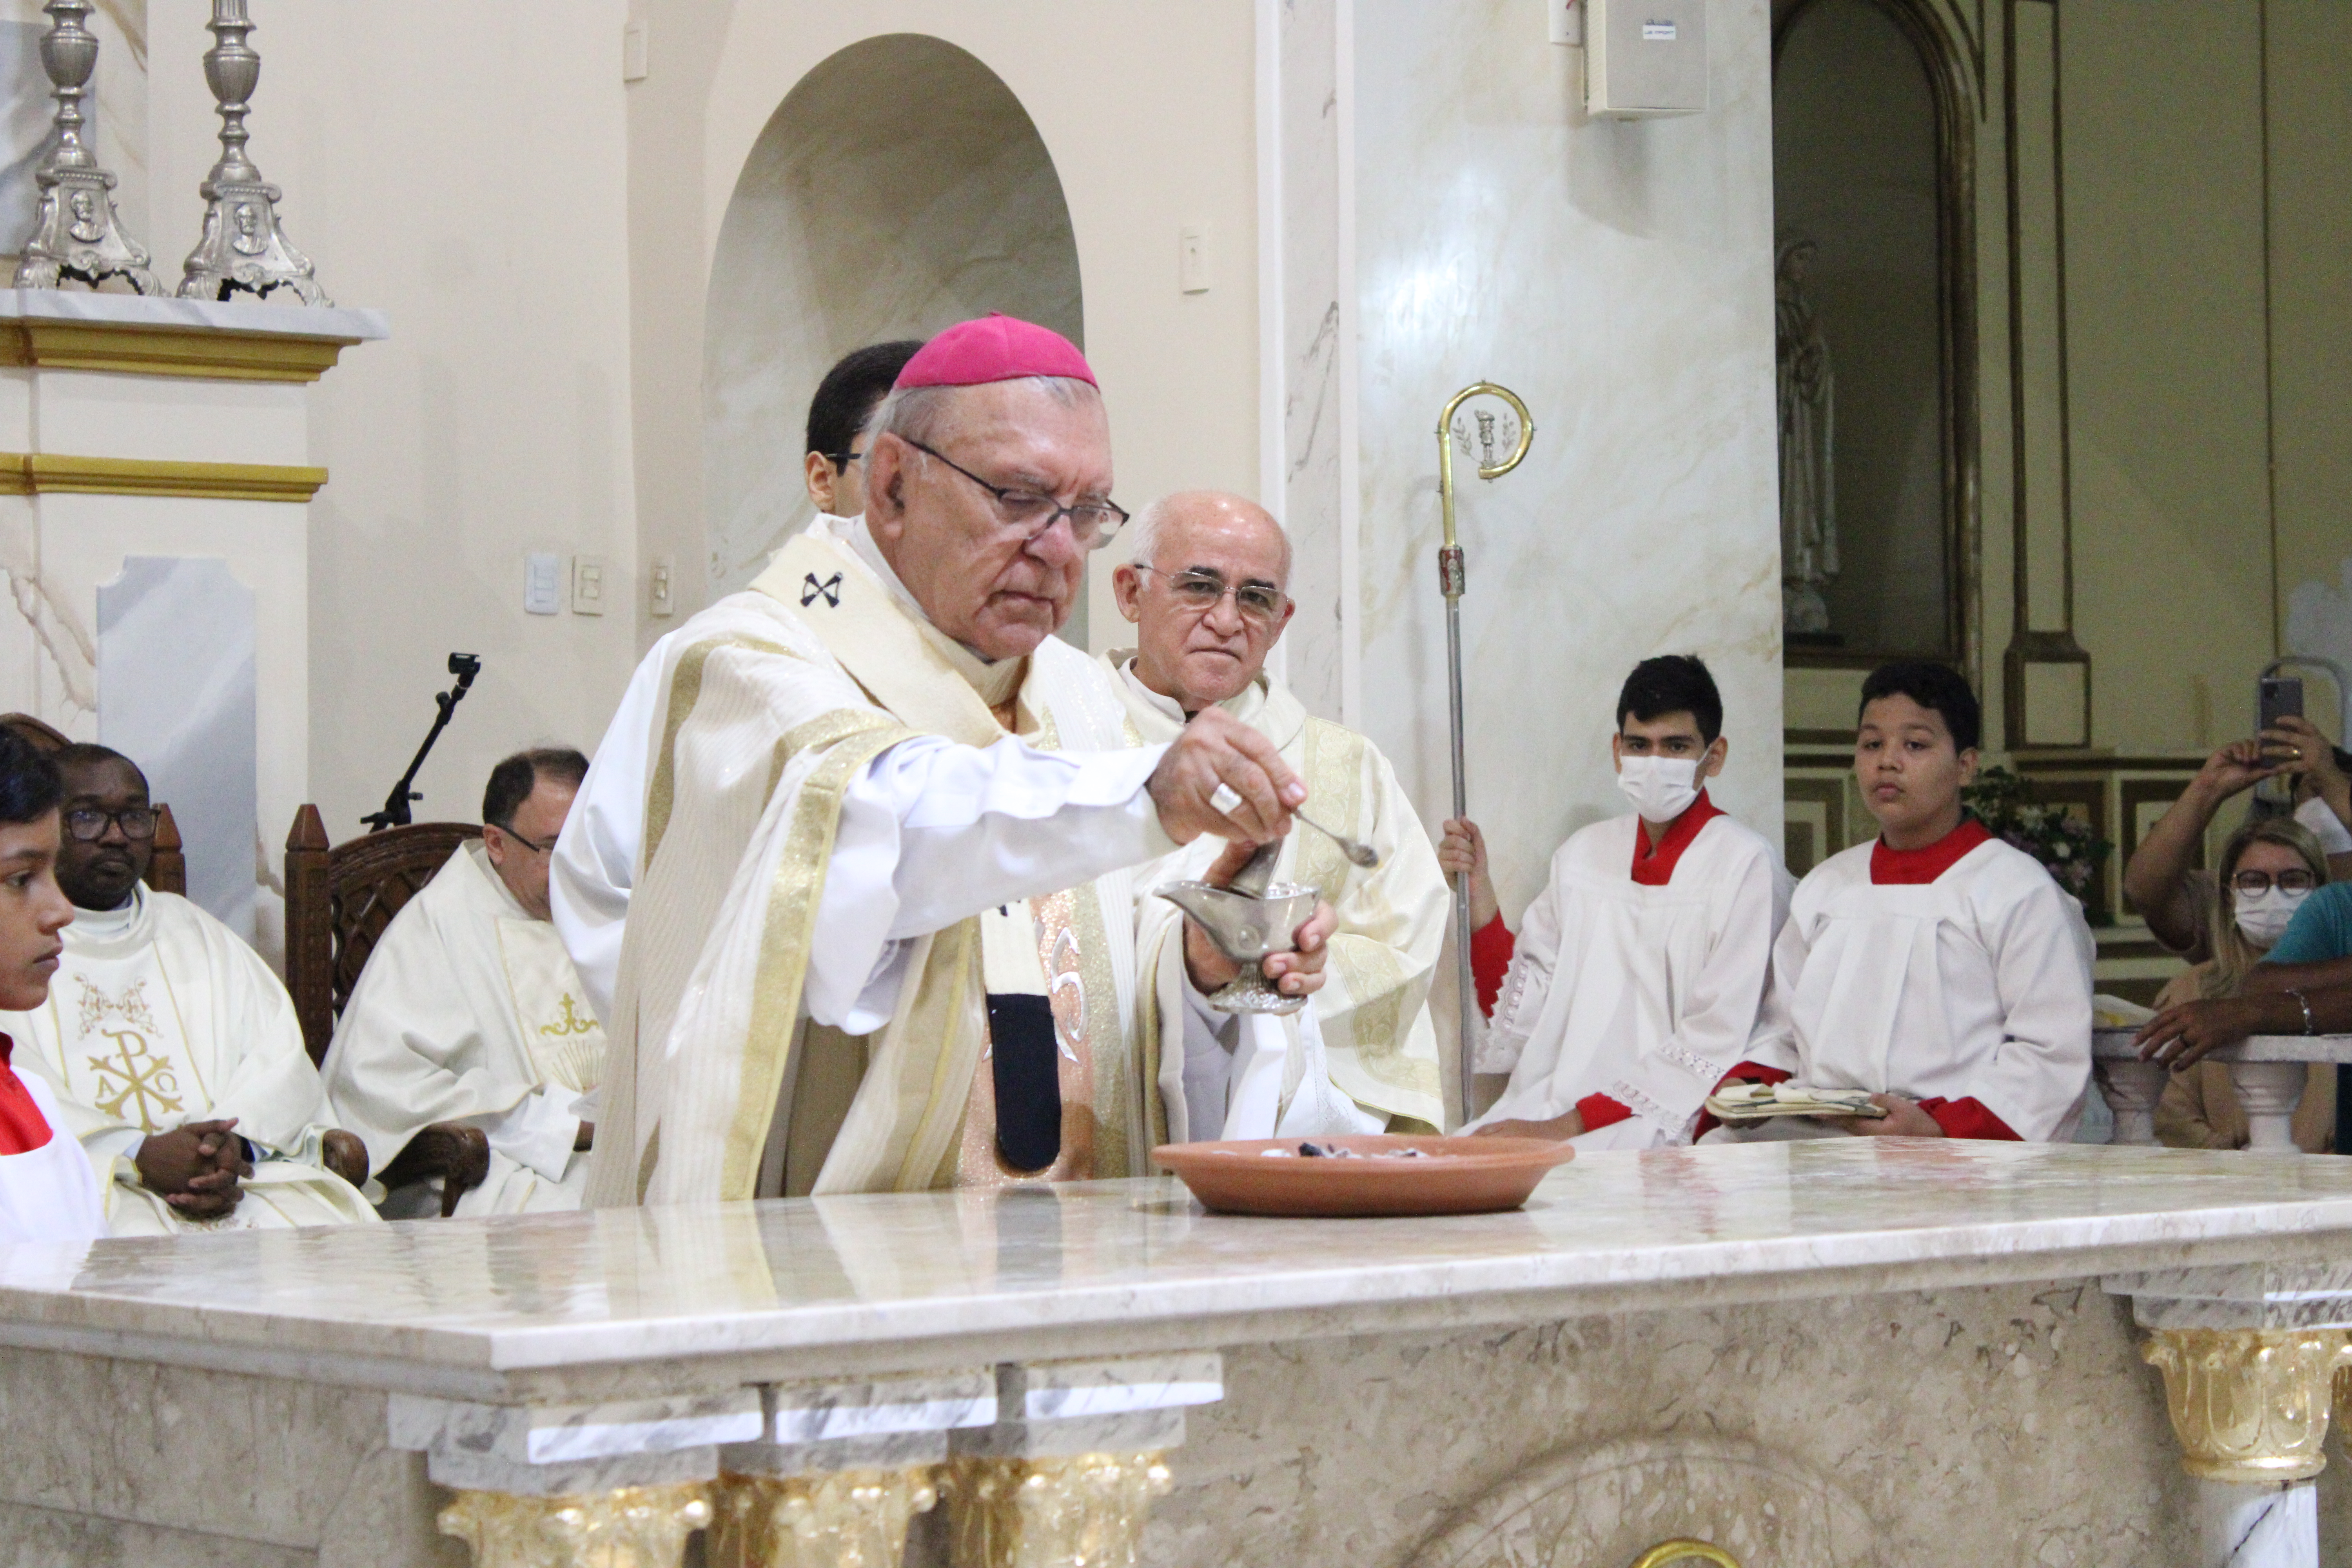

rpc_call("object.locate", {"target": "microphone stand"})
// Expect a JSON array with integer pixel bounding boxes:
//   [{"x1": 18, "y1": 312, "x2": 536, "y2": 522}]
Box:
[{"x1": 362, "y1": 653, "x2": 481, "y2": 832}]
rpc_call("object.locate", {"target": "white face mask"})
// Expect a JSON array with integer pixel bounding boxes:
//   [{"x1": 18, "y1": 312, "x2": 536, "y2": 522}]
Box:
[
  {"x1": 2234, "y1": 886, "x2": 2312, "y2": 948},
  {"x1": 1617, "y1": 755, "x2": 1701, "y2": 823}
]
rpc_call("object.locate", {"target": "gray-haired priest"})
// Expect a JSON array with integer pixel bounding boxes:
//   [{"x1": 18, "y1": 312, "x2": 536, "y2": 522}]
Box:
[
  {"x1": 584, "y1": 314, "x2": 1346, "y2": 1208},
  {"x1": 1106, "y1": 492, "x2": 1451, "y2": 1139}
]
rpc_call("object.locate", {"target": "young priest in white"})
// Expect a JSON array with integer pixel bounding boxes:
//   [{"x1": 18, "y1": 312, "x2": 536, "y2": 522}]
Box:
[
  {"x1": 0, "y1": 731, "x2": 105, "y2": 1245},
  {"x1": 1723, "y1": 661, "x2": 2095, "y2": 1142},
  {"x1": 3, "y1": 745, "x2": 376, "y2": 1232},
  {"x1": 1440, "y1": 656, "x2": 1787, "y2": 1148}
]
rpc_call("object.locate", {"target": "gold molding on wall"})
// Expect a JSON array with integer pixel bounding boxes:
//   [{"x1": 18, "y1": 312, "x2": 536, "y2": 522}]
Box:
[
  {"x1": 0, "y1": 321, "x2": 357, "y2": 383},
  {"x1": 0, "y1": 452, "x2": 327, "y2": 502}
]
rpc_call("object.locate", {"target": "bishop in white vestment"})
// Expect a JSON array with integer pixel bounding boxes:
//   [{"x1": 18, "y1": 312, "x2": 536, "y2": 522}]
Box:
[
  {"x1": 1106, "y1": 490, "x2": 1449, "y2": 1139},
  {"x1": 2, "y1": 746, "x2": 374, "y2": 1234},
  {"x1": 586, "y1": 316, "x2": 1335, "y2": 1207},
  {"x1": 325, "y1": 751, "x2": 607, "y2": 1216}
]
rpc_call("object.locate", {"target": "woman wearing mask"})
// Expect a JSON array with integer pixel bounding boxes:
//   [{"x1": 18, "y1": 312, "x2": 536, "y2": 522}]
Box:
[{"x1": 2152, "y1": 817, "x2": 2334, "y2": 1151}]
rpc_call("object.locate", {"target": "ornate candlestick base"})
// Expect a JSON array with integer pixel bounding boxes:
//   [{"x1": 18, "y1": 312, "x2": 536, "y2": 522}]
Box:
[
  {"x1": 177, "y1": 0, "x2": 330, "y2": 305},
  {"x1": 13, "y1": 0, "x2": 158, "y2": 294},
  {"x1": 436, "y1": 1483, "x2": 714, "y2": 1568},
  {"x1": 941, "y1": 1451, "x2": 1172, "y2": 1568}
]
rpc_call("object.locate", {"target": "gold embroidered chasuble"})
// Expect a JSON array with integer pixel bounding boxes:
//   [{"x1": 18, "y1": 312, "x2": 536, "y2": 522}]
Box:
[
  {"x1": 1106, "y1": 653, "x2": 1451, "y2": 1130},
  {"x1": 587, "y1": 526, "x2": 1163, "y2": 1209}
]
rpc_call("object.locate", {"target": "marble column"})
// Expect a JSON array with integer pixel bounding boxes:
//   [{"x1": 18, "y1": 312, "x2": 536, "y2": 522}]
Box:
[
  {"x1": 2225, "y1": 1062, "x2": 2308, "y2": 1152},
  {"x1": 2111, "y1": 1267, "x2": 2352, "y2": 1568},
  {"x1": 2096, "y1": 1059, "x2": 2165, "y2": 1145}
]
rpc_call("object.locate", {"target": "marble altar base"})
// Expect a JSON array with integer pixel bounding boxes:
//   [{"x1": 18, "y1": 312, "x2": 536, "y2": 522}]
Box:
[{"x1": 7, "y1": 1141, "x2": 2352, "y2": 1566}]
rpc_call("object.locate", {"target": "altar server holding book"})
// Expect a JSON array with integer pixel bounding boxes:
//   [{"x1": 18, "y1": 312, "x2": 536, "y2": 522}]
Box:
[
  {"x1": 0, "y1": 731, "x2": 105, "y2": 1245},
  {"x1": 1722, "y1": 661, "x2": 2094, "y2": 1142},
  {"x1": 1442, "y1": 656, "x2": 1788, "y2": 1148}
]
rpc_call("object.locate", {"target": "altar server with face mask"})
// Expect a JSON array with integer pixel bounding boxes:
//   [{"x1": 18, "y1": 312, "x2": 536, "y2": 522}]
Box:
[
  {"x1": 1439, "y1": 656, "x2": 1790, "y2": 1147},
  {"x1": 1723, "y1": 661, "x2": 2096, "y2": 1142}
]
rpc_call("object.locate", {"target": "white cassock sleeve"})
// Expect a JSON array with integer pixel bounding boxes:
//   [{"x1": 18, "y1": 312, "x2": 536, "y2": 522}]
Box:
[
  {"x1": 551, "y1": 632, "x2": 676, "y2": 1022},
  {"x1": 1480, "y1": 876, "x2": 1564, "y2": 1076},
  {"x1": 1974, "y1": 877, "x2": 2098, "y2": 1134},
  {"x1": 1611, "y1": 849, "x2": 1782, "y2": 1132},
  {"x1": 806, "y1": 734, "x2": 1176, "y2": 1033},
  {"x1": 1741, "y1": 911, "x2": 1812, "y2": 1078}
]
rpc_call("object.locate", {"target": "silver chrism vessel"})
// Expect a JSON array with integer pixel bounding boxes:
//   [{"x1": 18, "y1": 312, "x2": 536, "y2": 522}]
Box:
[
  {"x1": 13, "y1": 0, "x2": 160, "y2": 294},
  {"x1": 179, "y1": 0, "x2": 329, "y2": 305}
]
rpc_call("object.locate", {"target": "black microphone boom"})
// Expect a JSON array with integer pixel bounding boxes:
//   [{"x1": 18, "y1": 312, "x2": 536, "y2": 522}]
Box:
[{"x1": 362, "y1": 653, "x2": 482, "y2": 833}]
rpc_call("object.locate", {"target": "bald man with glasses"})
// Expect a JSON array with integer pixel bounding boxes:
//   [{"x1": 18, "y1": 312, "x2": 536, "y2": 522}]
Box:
[{"x1": 1107, "y1": 491, "x2": 1454, "y2": 1138}]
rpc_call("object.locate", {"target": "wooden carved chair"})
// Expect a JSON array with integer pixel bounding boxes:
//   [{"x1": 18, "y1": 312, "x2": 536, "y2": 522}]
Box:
[{"x1": 284, "y1": 806, "x2": 489, "y2": 1213}]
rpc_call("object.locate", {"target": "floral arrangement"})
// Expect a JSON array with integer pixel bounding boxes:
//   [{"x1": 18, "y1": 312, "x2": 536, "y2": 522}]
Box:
[{"x1": 1961, "y1": 766, "x2": 2110, "y2": 902}]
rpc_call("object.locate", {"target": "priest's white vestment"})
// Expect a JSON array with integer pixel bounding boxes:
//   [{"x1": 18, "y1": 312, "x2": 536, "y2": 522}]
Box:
[
  {"x1": 323, "y1": 841, "x2": 606, "y2": 1216},
  {"x1": 2, "y1": 886, "x2": 376, "y2": 1234},
  {"x1": 1105, "y1": 654, "x2": 1448, "y2": 1138},
  {"x1": 1469, "y1": 810, "x2": 1785, "y2": 1149},
  {"x1": 586, "y1": 516, "x2": 1187, "y2": 1208},
  {"x1": 1741, "y1": 835, "x2": 2095, "y2": 1142}
]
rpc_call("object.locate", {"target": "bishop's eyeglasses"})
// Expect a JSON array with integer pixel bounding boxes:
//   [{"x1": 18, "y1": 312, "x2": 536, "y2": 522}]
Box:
[
  {"x1": 897, "y1": 436, "x2": 1129, "y2": 550},
  {"x1": 1135, "y1": 565, "x2": 1289, "y2": 628}
]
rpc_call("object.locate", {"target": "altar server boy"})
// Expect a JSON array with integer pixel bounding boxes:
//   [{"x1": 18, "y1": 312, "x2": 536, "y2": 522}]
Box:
[
  {"x1": 1728, "y1": 661, "x2": 2094, "y2": 1141},
  {"x1": 0, "y1": 730, "x2": 105, "y2": 1244},
  {"x1": 1441, "y1": 655, "x2": 1787, "y2": 1148}
]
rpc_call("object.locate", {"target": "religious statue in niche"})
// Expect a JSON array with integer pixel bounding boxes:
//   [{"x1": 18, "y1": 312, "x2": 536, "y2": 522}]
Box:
[{"x1": 1776, "y1": 237, "x2": 1838, "y2": 642}]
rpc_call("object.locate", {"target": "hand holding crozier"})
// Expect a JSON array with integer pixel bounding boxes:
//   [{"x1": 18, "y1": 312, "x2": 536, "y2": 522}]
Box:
[{"x1": 1147, "y1": 705, "x2": 1306, "y2": 844}]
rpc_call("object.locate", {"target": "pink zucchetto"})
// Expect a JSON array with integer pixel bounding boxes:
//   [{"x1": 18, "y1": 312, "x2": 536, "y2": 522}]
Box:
[{"x1": 892, "y1": 313, "x2": 1096, "y2": 391}]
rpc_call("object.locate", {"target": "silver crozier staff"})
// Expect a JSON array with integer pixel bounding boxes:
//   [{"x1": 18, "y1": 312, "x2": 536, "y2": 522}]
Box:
[{"x1": 1434, "y1": 382, "x2": 1533, "y2": 1127}]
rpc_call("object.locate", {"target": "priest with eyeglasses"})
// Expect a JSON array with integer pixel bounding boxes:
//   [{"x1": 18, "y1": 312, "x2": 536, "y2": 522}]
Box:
[
  {"x1": 585, "y1": 315, "x2": 1342, "y2": 1207},
  {"x1": 1, "y1": 744, "x2": 378, "y2": 1232},
  {"x1": 1105, "y1": 492, "x2": 1452, "y2": 1139}
]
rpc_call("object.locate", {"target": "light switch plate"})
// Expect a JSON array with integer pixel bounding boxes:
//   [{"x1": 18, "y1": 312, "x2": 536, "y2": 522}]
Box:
[
  {"x1": 648, "y1": 554, "x2": 675, "y2": 618},
  {"x1": 1178, "y1": 225, "x2": 1210, "y2": 294},
  {"x1": 1586, "y1": 0, "x2": 1707, "y2": 116},
  {"x1": 572, "y1": 555, "x2": 609, "y2": 616},
  {"x1": 524, "y1": 553, "x2": 562, "y2": 615}
]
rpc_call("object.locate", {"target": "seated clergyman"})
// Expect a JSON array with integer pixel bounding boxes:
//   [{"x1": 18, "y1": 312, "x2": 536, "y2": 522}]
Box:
[
  {"x1": 324, "y1": 749, "x2": 605, "y2": 1216},
  {"x1": 1718, "y1": 662, "x2": 2095, "y2": 1142},
  {"x1": 1106, "y1": 490, "x2": 1450, "y2": 1139},
  {"x1": 1440, "y1": 655, "x2": 1788, "y2": 1147},
  {"x1": 2, "y1": 744, "x2": 377, "y2": 1232}
]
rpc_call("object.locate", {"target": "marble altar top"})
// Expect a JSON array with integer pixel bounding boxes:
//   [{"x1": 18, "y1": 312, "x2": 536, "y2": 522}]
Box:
[{"x1": 6, "y1": 1140, "x2": 2352, "y2": 1398}]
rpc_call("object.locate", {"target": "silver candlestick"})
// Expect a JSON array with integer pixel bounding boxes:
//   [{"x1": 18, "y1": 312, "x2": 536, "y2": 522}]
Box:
[
  {"x1": 178, "y1": 0, "x2": 329, "y2": 305},
  {"x1": 13, "y1": 0, "x2": 160, "y2": 294}
]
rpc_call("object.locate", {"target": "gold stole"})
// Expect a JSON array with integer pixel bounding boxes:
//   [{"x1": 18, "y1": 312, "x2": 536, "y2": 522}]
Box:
[{"x1": 746, "y1": 533, "x2": 1134, "y2": 1193}]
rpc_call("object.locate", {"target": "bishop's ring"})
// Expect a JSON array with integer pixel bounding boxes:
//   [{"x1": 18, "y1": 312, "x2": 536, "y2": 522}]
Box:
[{"x1": 1209, "y1": 782, "x2": 1244, "y2": 818}]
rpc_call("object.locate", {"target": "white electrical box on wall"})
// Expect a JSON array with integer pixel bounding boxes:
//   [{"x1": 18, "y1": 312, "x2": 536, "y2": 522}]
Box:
[{"x1": 1586, "y1": 0, "x2": 1708, "y2": 117}]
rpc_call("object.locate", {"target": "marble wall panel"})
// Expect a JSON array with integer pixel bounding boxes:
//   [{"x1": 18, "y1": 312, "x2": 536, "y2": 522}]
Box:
[
  {"x1": 98, "y1": 555, "x2": 257, "y2": 937},
  {"x1": 1350, "y1": 0, "x2": 1784, "y2": 937}
]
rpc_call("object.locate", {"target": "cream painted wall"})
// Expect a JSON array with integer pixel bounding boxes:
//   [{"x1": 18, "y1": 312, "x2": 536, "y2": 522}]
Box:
[
  {"x1": 137, "y1": 0, "x2": 644, "y2": 837},
  {"x1": 631, "y1": 0, "x2": 1260, "y2": 659}
]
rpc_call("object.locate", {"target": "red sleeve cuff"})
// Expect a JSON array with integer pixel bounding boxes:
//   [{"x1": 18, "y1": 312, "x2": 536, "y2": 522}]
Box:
[
  {"x1": 1470, "y1": 915, "x2": 1516, "y2": 1019},
  {"x1": 1575, "y1": 1093, "x2": 1632, "y2": 1131},
  {"x1": 1916, "y1": 1096, "x2": 2021, "y2": 1141}
]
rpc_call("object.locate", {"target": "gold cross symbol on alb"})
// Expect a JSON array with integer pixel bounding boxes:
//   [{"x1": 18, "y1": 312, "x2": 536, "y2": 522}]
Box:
[{"x1": 84, "y1": 1028, "x2": 183, "y2": 1131}]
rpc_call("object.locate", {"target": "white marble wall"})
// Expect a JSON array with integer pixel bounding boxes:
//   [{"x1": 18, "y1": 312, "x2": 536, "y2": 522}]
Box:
[{"x1": 1339, "y1": 0, "x2": 1785, "y2": 934}]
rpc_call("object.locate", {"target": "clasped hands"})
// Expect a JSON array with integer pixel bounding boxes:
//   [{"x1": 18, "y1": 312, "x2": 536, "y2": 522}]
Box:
[
  {"x1": 1147, "y1": 707, "x2": 1337, "y2": 1000},
  {"x1": 134, "y1": 1118, "x2": 252, "y2": 1218}
]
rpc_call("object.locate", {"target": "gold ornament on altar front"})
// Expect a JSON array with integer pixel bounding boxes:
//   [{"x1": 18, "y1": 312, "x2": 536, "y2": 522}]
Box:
[
  {"x1": 2141, "y1": 1327, "x2": 2352, "y2": 1483},
  {"x1": 706, "y1": 1468, "x2": 938, "y2": 1568},
  {"x1": 1628, "y1": 1541, "x2": 1742, "y2": 1568},
  {"x1": 942, "y1": 1451, "x2": 1173, "y2": 1568},
  {"x1": 435, "y1": 1483, "x2": 713, "y2": 1568}
]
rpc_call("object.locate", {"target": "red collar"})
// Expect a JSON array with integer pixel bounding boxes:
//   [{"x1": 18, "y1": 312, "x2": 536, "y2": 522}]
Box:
[
  {"x1": 1869, "y1": 816, "x2": 1993, "y2": 884},
  {"x1": 1631, "y1": 791, "x2": 1723, "y2": 886}
]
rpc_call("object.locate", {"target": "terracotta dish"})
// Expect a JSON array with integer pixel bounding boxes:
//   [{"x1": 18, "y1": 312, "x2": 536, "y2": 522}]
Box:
[{"x1": 1151, "y1": 1134, "x2": 1576, "y2": 1218}]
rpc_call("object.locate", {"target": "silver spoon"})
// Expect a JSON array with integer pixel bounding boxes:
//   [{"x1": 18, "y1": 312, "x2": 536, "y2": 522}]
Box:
[{"x1": 1295, "y1": 808, "x2": 1379, "y2": 869}]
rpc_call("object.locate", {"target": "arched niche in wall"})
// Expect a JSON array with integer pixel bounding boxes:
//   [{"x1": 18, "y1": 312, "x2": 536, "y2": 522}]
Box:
[
  {"x1": 1772, "y1": 0, "x2": 1978, "y2": 671},
  {"x1": 702, "y1": 34, "x2": 1085, "y2": 620}
]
